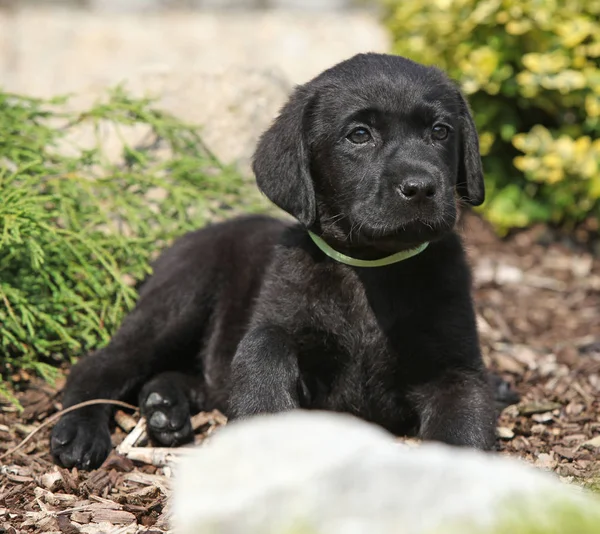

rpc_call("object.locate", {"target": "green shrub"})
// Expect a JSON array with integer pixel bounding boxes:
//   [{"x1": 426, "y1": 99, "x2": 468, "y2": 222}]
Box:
[
  {"x1": 0, "y1": 89, "x2": 263, "y2": 398},
  {"x1": 382, "y1": 0, "x2": 600, "y2": 234}
]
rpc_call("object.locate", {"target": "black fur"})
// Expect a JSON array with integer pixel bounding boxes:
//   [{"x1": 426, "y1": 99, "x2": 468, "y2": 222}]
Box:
[{"x1": 51, "y1": 53, "x2": 506, "y2": 470}]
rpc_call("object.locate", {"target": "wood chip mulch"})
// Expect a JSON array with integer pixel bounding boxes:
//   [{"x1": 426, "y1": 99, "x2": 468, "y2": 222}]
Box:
[
  {"x1": 464, "y1": 213, "x2": 600, "y2": 487},
  {"x1": 1, "y1": 212, "x2": 599, "y2": 533},
  {"x1": 0, "y1": 382, "x2": 226, "y2": 534}
]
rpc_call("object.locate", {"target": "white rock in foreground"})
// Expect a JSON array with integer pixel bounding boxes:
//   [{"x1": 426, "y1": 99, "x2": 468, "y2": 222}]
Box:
[{"x1": 172, "y1": 411, "x2": 599, "y2": 534}]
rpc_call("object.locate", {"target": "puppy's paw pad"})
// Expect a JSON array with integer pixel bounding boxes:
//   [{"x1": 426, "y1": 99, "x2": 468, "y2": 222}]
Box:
[
  {"x1": 143, "y1": 401, "x2": 189, "y2": 432},
  {"x1": 145, "y1": 391, "x2": 172, "y2": 408},
  {"x1": 152, "y1": 422, "x2": 193, "y2": 447},
  {"x1": 144, "y1": 407, "x2": 193, "y2": 446},
  {"x1": 140, "y1": 385, "x2": 193, "y2": 446},
  {"x1": 148, "y1": 410, "x2": 170, "y2": 430}
]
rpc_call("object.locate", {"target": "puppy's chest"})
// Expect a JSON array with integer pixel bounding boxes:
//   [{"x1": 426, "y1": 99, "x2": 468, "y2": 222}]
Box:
[
  {"x1": 297, "y1": 268, "x2": 411, "y2": 401},
  {"x1": 299, "y1": 266, "x2": 377, "y2": 335},
  {"x1": 302, "y1": 266, "x2": 410, "y2": 352}
]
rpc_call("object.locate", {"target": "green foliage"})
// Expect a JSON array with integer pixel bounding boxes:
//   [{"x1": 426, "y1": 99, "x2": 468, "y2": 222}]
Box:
[
  {"x1": 0, "y1": 88, "x2": 263, "y2": 391},
  {"x1": 382, "y1": 0, "x2": 600, "y2": 234}
]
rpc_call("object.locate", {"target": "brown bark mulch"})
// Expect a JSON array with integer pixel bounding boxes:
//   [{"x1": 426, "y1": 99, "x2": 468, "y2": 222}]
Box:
[
  {"x1": 1, "y1": 212, "x2": 599, "y2": 533},
  {"x1": 464, "y1": 213, "x2": 600, "y2": 485}
]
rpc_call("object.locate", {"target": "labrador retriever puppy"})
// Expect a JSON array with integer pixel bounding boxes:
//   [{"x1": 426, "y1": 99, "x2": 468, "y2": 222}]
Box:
[{"x1": 51, "y1": 53, "x2": 499, "y2": 470}]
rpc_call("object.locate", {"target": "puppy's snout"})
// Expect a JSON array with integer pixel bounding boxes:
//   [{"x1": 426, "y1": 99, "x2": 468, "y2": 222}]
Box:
[{"x1": 397, "y1": 177, "x2": 437, "y2": 202}]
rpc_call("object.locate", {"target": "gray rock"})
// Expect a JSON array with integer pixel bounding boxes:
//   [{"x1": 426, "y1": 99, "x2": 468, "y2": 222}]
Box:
[
  {"x1": 172, "y1": 411, "x2": 600, "y2": 534},
  {"x1": 51, "y1": 66, "x2": 294, "y2": 175}
]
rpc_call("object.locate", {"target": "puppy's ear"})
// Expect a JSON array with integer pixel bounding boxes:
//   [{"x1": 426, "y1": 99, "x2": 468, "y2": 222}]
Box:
[
  {"x1": 456, "y1": 94, "x2": 485, "y2": 206},
  {"x1": 252, "y1": 87, "x2": 316, "y2": 227}
]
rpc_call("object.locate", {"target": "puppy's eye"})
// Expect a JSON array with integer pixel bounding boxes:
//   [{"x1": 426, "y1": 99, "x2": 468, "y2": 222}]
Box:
[
  {"x1": 347, "y1": 127, "x2": 372, "y2": 144},
  {"x1": 432, "y1": 124, "x2": 450, "y2": 141}
]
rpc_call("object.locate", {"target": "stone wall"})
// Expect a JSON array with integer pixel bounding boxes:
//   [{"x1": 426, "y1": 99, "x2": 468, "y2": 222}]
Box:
[{"x1": 1, "y1": 7, "x2": 388, "y2": 166}]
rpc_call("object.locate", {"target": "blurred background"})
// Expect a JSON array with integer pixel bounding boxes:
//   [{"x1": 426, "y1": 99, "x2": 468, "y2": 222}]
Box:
[
  {"x1": 2, "y1": 0, "x2": 598, "y2": 234},
  {"x1": 0, "y1": 0, "x2": 387, "y2": 168},
  {"x1": 0, "y1": 1, "x2": 599, "y2": 527}
]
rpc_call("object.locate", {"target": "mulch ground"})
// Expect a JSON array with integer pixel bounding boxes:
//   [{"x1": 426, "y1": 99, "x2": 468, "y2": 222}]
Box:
[{"x1": 1, "y1": 211, "x2": 599, "y2": 533}]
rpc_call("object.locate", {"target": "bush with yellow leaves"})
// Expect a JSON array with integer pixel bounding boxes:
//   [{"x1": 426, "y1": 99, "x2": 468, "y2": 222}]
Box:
[{"x1": 382, "y1": 0, "x2": 600, "y2": 234}]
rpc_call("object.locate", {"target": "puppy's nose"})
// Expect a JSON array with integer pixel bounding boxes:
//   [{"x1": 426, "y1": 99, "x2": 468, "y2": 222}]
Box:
[{"x1": 398, "y1": 178, "x2": 437, "y2": 202}]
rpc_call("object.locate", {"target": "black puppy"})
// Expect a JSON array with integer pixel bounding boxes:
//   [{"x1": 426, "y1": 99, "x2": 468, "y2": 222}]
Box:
[{"x1": 52, "y1": 53, "x2": 499, "y2": 470}]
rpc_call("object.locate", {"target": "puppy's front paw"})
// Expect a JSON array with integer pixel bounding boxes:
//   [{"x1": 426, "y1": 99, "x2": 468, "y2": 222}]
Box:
[
  {"x1": 140, "y1": 384, "x2": 193, "y2": 447},
  {"x1": 51, "y1": 414, "x2": 112, "y2": 470}
]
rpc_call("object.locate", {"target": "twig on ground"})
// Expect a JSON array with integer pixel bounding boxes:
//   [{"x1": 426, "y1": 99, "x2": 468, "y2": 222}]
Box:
[
  {"x1": 116, "y1": 417, "x2": 148, "y2": 455},
  {"x1": 123, "y1": 446, "x2": 193, "y2": 467},
  {"x1": 191, "y1": 409, "x2": 227, "y2": 431},
  {"x1": 115, "y1": 410, "x2": 138, "y2": 433}
]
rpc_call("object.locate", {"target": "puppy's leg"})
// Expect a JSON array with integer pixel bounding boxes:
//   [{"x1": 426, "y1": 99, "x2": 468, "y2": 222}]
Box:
[
  {"x1": 51, "y1": 294, "x2": 208, "y2": 469},
  {"x1": 139, "y1": 371, "x2": 205, "y2": 446},
  {"x1": 413, "y1": 371, "x2": 497, "y2": 450},
  {"x1": 228, "y1": 326, "x2": 307, "y2": 418}
]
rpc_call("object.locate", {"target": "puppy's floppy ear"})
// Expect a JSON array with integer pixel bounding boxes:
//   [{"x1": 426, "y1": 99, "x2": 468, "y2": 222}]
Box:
[
  {"x1": 456, "y1": 93, "x2": 485, "y2": 206},
  {"x1": 252, "y1": 86, "x2": 316, "y2": 227}
]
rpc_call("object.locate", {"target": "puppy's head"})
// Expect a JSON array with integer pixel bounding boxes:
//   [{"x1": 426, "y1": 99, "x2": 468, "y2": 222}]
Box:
[{"x1": 253, "y1": 53, "x2": 484, "y2": 253}]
